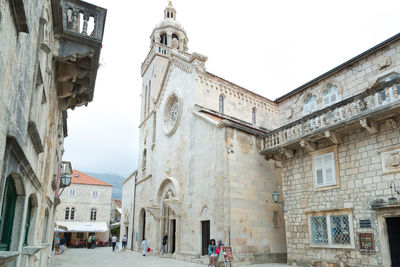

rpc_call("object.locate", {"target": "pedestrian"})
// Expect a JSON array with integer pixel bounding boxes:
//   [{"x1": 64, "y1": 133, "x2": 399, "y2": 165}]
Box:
[
  {"x1": 109, "y1": 236, "x2": 112, "y2": 247},
  {"x1": 162, "y1": 233, "x2": 168, "y2": 255},
  {"x1": 88, "y1": 235, "x2": 92, "y2": 249},
  {"x1": 122, "y1": 235, "x2": 127, "y2": 250},
  {"x1": 141, "y1": 238, "x2": 148, "y2": 256},
  {"x1": 59, "y1": 236, "x2": 66, "y2": 254},
  {"x1": 213, "y1": 240, "x2": 224, "y2": 263},
  {"x1": 91, "y1": 235, "x2": 96, "y2": 249},
  {"x1": 111, "y1": 234, "x2": 117, "y2": 251},
  {"x1": 208, "y1": 239, "x2": 216, "y2": 267}
]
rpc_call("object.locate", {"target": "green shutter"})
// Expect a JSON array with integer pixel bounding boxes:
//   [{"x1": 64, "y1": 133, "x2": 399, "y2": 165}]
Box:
[{"x1": 0, "y1": 177, "x2": 17, "y2": 251}]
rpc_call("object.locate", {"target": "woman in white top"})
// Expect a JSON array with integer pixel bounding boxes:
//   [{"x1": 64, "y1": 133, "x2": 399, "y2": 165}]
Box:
[{"x1": 141, "y1": 238, "x2": 148, "y2": 256}]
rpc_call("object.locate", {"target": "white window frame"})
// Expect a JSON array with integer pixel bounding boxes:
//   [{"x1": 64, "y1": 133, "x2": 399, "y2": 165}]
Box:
[
  {"x1": 311, "y1": 145, "x2": 340, "y2": 191},
  {"x1": 308, "y1": 209, "x2": 355, "y2": 249},
  {"x1": 303, "y1": 95, "x2": 317, "y2": 116},
  {"x1": 322, "y1": 84, "x2": 339, "y2": 108},
  {"x1": 68, "y1": 188, "x2": 76, "y2": 197}
]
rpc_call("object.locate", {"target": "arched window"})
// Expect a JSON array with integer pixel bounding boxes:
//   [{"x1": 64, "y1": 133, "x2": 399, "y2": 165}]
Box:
[
  {"x1": 142, "y1": 149, "x2": 147, "y2": 171},
  {"x1": 219, "y1": 95, "x2": 224, "y2": 113},
  {"x1": 0, "y1": 177, "x2": 17, "y2": 250},
  {"x1": 167, "y1": 12, "x2": 170, "y2": 18},
  {"x1": 147, "y1": 81, "x2": 151, "y2": 109},
  {"x1": 322, "y1": 84, "x2": 339, "y2": 107},
  {"x1": 172, "y1": 34, "x2": 178, "y2": 40},
  {"x1": 65, "y1": 207, "x2": 70, "y2": 220},
  {"x1": 70, "y1": 207, "x2": 75, "y2": 220},
  {"x1": 90, "y1": 208, "x2": 97, "y2": 221},
  {"x1": 42, "y1": 209, "x2": 49, "y2": 242},
  {"x1": 144, "y1": 85, "x2": 148, "y2": 115},
  {"x1": 23, "y1": 199, "x2": 33, "y2": 246},
  {"x1": 160, "y1": 33, "x2": 167, "y2": 45},
  {"x1": 252, "y1": 107, "x2": 256, "y2": 124},
  {"x1": 303, "y1": 94, "x2": 317, "y2": 115}
]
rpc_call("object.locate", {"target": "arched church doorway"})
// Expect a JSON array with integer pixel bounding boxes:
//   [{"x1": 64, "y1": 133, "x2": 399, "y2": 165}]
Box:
[
  {"x1": 138, "y1": 208, "x2": 146, "y2": 243},
  {"x1": 161, "y1": 191, "x2": 177, "y2": 254}
]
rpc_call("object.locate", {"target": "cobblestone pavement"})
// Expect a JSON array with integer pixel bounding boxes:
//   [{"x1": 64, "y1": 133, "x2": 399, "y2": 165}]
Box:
[{"x1": 51, "y1": 247, "x2": 294, "y2": 267}]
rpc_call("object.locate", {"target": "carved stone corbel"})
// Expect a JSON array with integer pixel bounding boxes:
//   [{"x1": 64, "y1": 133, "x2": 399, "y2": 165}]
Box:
[
  {"x1": 360, "y1": 119, "x2": 378, "y2": 134},
  {"x1": 324, "y1": 131, "x2": 342, "y2": 144},
  {"x1": 145, "y1": 205, "x2": 161, "y2": 221},
  {"x1": 279, "y1": 148, "x2": 293, "y2": 159},
  {"x1": 164, "y1": 199, "x2": 182, "y2": 217},
  {"x1": 300, "y1": 139, "x2": 316, "y2": 152}
]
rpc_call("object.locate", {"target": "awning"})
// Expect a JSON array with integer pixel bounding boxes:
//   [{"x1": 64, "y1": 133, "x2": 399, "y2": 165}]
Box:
[
  {"x1": 110, "y1": 222, "x2": 120, "y2": 229},
  {"x1": 55, "y1": 221, "x2": 108, "y2": 233}
]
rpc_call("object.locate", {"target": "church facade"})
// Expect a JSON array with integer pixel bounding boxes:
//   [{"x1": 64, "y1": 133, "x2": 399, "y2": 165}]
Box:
[{"x1": 130, "y1": 1, "x2": 286, "y2": 265}]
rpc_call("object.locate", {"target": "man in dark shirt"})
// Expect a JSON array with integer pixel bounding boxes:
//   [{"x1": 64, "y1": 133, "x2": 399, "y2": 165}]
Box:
[{"x1": 162, "y1": 233, "x2": 168, "y2": 255}]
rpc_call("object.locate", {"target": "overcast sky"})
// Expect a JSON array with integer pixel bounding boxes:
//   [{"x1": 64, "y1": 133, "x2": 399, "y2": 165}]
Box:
[{"x1": 63, "y1": 0, "x2": 400, "y2": 177}]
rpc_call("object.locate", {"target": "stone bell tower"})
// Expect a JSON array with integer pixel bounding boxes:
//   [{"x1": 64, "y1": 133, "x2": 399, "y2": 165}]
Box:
[
  {"x1": 140, "y1": 0, "x2": 189, "y2": 122},
  {"x1": 149, "y1": 0, "x2": 189, "y2": 52}
]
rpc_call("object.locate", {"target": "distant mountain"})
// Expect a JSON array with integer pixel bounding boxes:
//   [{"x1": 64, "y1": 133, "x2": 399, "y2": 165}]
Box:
[{"x1": 85, "y1": 172, "x2": 125, "y2": 200}]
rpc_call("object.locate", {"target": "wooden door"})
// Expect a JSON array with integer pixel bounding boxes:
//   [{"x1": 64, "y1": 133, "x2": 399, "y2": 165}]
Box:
[{"x1": 201, "y1": 220, "x2": 210, "y2": 256}]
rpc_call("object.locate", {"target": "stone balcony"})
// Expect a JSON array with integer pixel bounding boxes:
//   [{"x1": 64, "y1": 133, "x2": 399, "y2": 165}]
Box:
[
  {"x1": 51, "y1": 0, "x2": 107, "y2": 110},
  {"x1": 260, "y1": 75, "x2": 400, "y2": 161}
]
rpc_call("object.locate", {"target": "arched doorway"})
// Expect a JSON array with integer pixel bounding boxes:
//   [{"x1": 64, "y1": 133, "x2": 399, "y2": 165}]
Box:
[
  {"x1": 138, "y1": 208, "x2": 146, "y2": 244},
  {"x1": 161, "y1": 191, "x2": 177, "y2": 254}
]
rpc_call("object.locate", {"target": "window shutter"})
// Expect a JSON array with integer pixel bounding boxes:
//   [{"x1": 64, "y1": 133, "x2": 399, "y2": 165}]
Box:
[
  {"x1": 323, "y1": 96, "x2": 330, "y2": 106},
  {"x1": 330, "y1": 93, "x2": 337, "y2": 103},
  {"x1": 324, "y1": 153, "x2": 335, "y2": 184},
  {"x1": 315, "y1": 157, "x2": 324, "y2": 186}
]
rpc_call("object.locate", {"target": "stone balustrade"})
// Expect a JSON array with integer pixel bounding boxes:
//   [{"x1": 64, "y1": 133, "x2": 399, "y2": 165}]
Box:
[
  {"x1": 59, "y1": 0, "x2": 106, "y2": 43},
  {"x1": 262, "y1": 83, "x2": 400, "y2": 152},
  {"x1": 141, "y1": 43, "x2": 171, "y2": 74}
]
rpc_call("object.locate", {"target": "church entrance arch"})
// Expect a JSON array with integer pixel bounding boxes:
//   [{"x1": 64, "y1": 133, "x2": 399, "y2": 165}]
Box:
[{"x1": 157, "y1": 178, "x2": 181, "y2": 255}]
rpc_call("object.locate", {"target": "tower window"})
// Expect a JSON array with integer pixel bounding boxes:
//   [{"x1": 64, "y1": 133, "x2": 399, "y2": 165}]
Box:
[
  {"x1": 172, "y1": 34, "x2": 178, "y2": 41},
  {"x1": 252, "y1": 107, "x2": 256, "y2": 124},
  {"x1": 219, "y1": 95, "x2": 224, "y2": 113},
  {"x1": 167, "y1": 12, "x2": 170, "y2": 18},
  {"x1": 142, "y1": 149, "x2": 147, "y2": 171},
  {"x1": 160, "y1": 33, "x2": 167, "y2": 45}
]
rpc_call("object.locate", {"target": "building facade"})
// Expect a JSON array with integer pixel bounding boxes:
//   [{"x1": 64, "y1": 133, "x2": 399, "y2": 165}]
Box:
[
  {"x1": 128, "y1": 2, "x2": 286, "y2": 265},
  {"x1": 55, "y1": 170, "x2": 112, "y2": 244},
  {"x1": 261, "y1": 34, "x2": 400, "y2": 267},
  {"x1": 120, "y1": 171, "x2": 137, "y2": 250},
  {"x1": 0, "y1": 0, "x2": 105, "y2": 266}
]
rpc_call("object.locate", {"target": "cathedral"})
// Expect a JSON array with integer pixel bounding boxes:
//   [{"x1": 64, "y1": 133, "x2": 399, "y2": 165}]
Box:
[
  {"x1": 121, "y1": 1, "x2": 400, "y2": 267},
  {"x1": 126, "y1": 1, "x2": 286, "y2": 265}
]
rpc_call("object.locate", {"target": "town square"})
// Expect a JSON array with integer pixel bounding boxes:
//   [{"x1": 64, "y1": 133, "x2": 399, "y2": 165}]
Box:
[{"x1": 1, "y1": 0, "x2": 400, "y2": 266}]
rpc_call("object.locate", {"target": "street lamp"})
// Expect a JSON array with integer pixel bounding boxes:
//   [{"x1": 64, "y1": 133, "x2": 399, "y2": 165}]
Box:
[
  {"x1": 272, "y1": 191, "x2": 283, "y2": 204},
  {"x1": 60, "y1": 172, "x2": 72, "y2": 188}
]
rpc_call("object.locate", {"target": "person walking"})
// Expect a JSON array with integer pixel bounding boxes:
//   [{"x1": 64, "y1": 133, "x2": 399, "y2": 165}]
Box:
[
  {"x1": 59, "y1": 236, "x2": 66, "y2": 254},
  {"x1": 91, "y1": 235, "x2": 96, "y2": 249},
  {"x1": 141, "y1": 238, "x2": 148, "y2": 256},
  {"x1": 162, "y1": 233, "x2": 168, "y2": 255},
  {"x1": 122, "y1": 235, "x2": 127, "y2": 251},
  {"x1": 87, "y1": 235, "x2": 92, "y2": 249},
  {"x1": 111, "y1": 234, "x2": 117, "y2": 251},
  {"x1": 109, "y1": 236, "x2": 112, "y2": 247},
  {"x1": 208, "y1": 239, "x2": 217, "y2": 267}
]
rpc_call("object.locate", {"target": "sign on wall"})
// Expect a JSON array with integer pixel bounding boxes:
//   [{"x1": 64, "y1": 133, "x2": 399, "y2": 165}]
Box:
[
  {"x1": 359, "y1": 219, "x2": 372, "y2": 228},
  {"x1": 359, "y1": 233, "x2": 375, "y2": 254}
]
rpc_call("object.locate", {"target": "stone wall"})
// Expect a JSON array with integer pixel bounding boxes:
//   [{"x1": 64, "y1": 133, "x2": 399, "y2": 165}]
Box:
[
  {"x1": 277, "y1": 40, "x2": 400, "y2": 126},
  {"x1": 282, "y1": 117, "x2": 400, "y2": 267},
  {"x1": 120, "y1": 172, "x2": 136, "y2": 249}
]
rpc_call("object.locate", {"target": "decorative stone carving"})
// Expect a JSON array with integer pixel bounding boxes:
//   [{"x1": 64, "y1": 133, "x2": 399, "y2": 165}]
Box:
[
  {"x1": 171, "y1": 38, "x2": 179, "y2": 49},
  {"x1": 145, "y1": 205, "x2": 161, "y2": 220},
  {"x1": 378, "y1": 56, "x2": 391, "y2": 70},
  {"x1": 381, "y1": 148, "x2": 400, "y2": 174},
  {"x1": 143, "y1": 122, "x2": 148, "y2": 144},
  {"x1": 360, "y1": 119, "x2": 378, "y2": 134},
  {"x1": 385, "y1": 119, "x2": 397, "y2": 131}
]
